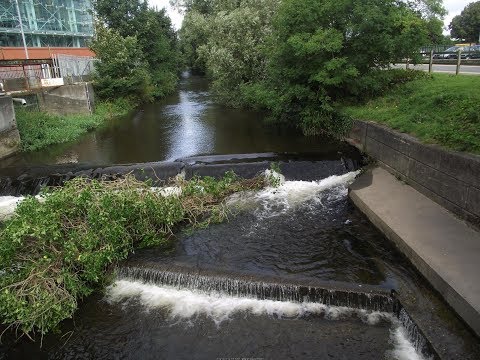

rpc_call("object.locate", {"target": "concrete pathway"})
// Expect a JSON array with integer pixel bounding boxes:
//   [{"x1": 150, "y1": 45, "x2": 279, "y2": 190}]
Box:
[{"x1": 349, "y1": 167, "x2": 480, "y2": 337}]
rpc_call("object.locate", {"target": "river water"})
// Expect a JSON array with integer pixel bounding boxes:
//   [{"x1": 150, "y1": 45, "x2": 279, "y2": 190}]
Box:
[
  {"x1": 1, "y1": 73, "x2": 349, "y2": 169},
  {"x1": 1, "y1": 75, "x2": 480, "y2": 359}
]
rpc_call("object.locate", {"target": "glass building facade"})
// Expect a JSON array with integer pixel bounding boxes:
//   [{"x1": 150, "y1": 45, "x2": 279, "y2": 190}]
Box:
[{"x1": 0, "y1": 0, "x2": 94, "y2": 48}]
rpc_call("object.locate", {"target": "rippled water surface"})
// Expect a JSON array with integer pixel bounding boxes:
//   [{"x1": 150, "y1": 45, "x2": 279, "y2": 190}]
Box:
[
  {"x1": 1, "y1": 74, "x2": 350, "y2": 168},
  {"x1": 1, "y1": 76, "x2": 479, "y2": 360}
]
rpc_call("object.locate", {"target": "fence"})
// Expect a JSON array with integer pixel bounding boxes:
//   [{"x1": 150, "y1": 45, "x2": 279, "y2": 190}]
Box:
[
  {"x1": 402, "y1": 47, "x2": 480, "y2": 75},
  {"x1": 0, "y1": 54, "x2": 96, "y2": 92},
  {"x1": 52, "y1": 54, "x2": 96, "y2": 83}
]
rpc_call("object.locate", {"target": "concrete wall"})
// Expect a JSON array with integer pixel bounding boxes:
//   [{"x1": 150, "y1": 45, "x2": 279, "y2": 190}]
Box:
[
  {"x1": 37, "y1": 83, "x2": 94, "y2": 116},
  {"x1": 0, "y1": 96, "x2": 21, "y2": 159},
  {"x1": 348, "y1": 120, "x2": 480, "y2": 228}
]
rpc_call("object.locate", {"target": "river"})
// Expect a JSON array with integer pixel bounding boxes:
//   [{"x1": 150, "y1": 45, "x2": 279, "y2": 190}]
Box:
[
  {"x1": 0, "y1": 73, "x2": 349, "y2": 169},
  {"x1": 1, "y1": 75, "x2": 480, "y2": 359}
]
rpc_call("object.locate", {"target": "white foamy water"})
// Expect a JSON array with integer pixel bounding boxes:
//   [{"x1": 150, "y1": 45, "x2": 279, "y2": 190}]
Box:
[
  {"x1": 107, "y1": 279, "x2": 391, "y2": 325},
  {"x1": 228, "y1": 171, "x2": 360, "y2": 218},
  {"x1": 0, "y1": 196, "x2": 24, "y2": 221},
  {"x1": 107, "y1": 279, "x2": 426, "y2": 360},
  {"x1": 387, "y1": 324, "x2": 431, "y2": 360}
]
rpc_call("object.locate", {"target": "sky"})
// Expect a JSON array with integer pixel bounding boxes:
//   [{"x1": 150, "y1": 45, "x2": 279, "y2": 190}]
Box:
[{"x1": 149, "y1": 0, "x2": 476, "y2": 34}]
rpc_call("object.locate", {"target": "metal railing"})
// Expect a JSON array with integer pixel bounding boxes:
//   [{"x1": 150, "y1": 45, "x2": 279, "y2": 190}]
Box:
[{"x1": 0, "y1": 54, "x2": 96, "y2": 92}]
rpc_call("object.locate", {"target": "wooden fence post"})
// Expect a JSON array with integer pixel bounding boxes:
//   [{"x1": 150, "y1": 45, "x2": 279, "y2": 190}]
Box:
[
  {"x1": 456, "y1": 50, "x2": 462, "y2": 75},
  {"x1": 429, "y1": 50, "x2": 433, "y2": 73}
]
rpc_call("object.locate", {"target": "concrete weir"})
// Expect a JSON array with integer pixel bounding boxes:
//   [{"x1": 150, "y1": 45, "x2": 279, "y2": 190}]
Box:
[{"x1": 349, "y1": 167, "x2": 480, "y2": 339}]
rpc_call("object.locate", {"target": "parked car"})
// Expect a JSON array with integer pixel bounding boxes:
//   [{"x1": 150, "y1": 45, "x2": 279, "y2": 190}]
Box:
[
  {"x1": 433, "y1": 46, "x2": 473, "y2": 59},
  {"x1": 464, "y1": 45, "x2": 480, "y2": 59}
]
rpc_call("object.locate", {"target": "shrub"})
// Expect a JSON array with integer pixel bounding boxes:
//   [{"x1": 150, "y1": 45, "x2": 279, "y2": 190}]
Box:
[
  {"x1": 15, "y1": 99, "x2": 134, "y2": 152},
  {"x1": 0, "y1": 172, "x2": 266, "y2": 337}
]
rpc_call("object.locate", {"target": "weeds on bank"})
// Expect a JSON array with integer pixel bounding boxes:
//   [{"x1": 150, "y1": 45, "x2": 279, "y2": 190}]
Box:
[
  {"x1": 0, "y1": 171, "x2": 267, "y2": 339},
  {"x1": 15, "y1": 98, "x2": 134, "y2": 152}
]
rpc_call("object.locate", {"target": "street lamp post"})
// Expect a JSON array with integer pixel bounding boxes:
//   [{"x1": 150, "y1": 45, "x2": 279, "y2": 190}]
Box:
[{"x1": 14, "y1": 0, "x2": 29, "y2": 60}]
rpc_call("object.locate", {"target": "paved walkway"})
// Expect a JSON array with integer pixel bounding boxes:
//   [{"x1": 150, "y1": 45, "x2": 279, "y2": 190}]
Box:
[{"x1": 349, "y1": 167, "x2": 480, "y2": 337}]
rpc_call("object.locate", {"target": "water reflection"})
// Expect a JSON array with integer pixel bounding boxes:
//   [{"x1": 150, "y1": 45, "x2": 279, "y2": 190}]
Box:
[
  {"x1": 1, "y1": 73, "x2": 348, "y2": 169},
  {"x1": 164, "y1": 90, "x2": 213, "y2": 160}
]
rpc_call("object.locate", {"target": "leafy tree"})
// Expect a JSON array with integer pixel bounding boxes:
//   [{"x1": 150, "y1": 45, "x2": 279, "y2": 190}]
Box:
[
  {"x1": 177, "y1": 0, "x2": 280, "y2": 100},
  {"x1": 240, "y1": 0, "x2": 445, "y2": 135},
  {"x1": 93, "y1": 0, "x2": 149, "y2": 37},
  {"x1": 92, "y1": 0, "x2": 181, "y2": 99},
  {"x1": 449, "y1": 1, "x2": 480, "y2": 43},
  {"x1": 90, "y1": 25, "x2": 154, "y2": 102}
]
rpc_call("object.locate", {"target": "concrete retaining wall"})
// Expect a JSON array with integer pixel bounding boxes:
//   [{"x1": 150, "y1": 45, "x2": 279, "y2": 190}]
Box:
[
  {"x1": 0, "y1": 96, "x2": 21, "y2": 159},
  {"x1": 348, "y1": 120, "x2": 480, "y2": 227},
  {"x1": 37, "y1": 82, "x2": 95, "y2": 116}
]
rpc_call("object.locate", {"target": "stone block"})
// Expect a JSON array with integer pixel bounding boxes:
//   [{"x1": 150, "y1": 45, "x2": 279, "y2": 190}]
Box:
[
  {"x1": 0, "y1": 127, "x2": 21, "y2": 159},
  {"x1": 407, "y1": 159, "x2": 468, "y2": 207},
  {"x1": 347, "y1": 120, "x2": 367, "y2": 150},
  {"x1": 366, "y1": 122, "x2": 412, "y2": 156},
  {"x1": 365, "y1": 137, "x2": 409, "y2": 175},
  {"x1": 466, "y1": 187, "x2": 480, "y2": 218},
  {"x1": 406, "y1": 140, "x2": 442, "y2": 170},
  {"x1": 0, "y1": 96, "x2": 16, "y2": 132},
  {"x1": 37, "y1": 83, "x2": 94, "y2": 116},
  {"x1": 437, "y1": 152, "x2": 480, "y2": 188}
]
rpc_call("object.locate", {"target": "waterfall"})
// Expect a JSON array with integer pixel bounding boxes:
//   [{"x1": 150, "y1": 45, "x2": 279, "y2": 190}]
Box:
[
  {"x1": 113, "y1": 264, "x2": 436, "y2": 359},
  {"x1": 116, "y1": 265, "x2": 394, "y2": 312},
  {"x1": 395, "y1": 306, "x2": 436, "y2": 359}
]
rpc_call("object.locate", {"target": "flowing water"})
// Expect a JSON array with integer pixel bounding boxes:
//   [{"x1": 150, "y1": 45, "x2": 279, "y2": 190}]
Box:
[
  {"x1": 0, "y1": 73, "x2": 351, "y2": 169},
  {"x1": 1, "y1": 76, "x2": 479, "y2": 359}
]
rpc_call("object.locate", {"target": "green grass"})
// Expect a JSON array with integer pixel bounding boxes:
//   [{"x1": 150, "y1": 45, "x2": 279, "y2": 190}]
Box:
[
  {"x1": 344, "y1": 73, "x2": 480, "y2": 154},
  {"x1": 15, "y1": 98, "x2": 134, "y2": 152}
]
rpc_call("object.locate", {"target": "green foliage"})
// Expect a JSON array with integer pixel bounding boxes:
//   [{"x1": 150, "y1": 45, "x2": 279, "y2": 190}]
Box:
[
  {"x1": 345, "y1": 73, "x2": 480, "y2": 154},
  {"x1": 15, "y1": 99, "x2": 133, "y2": 152},
  {"x1": 244, "y1": 0, "x2": 444, "y2": 136},
  {"x1": 90, "y1": 26, "x2": 154, "y2": 102},
  {"x1": 0, "y1": 172, "x2": 267, "y2": 337},
  {"x1": 92, "y1": 0, "x2": 181, "y2": 101},
  {"x1": 449, "y1": 1, "x2": 480, "y2": 42},
  {"x1": 179, "y1": 0, "x2": 279, "y2": 96},
  {"x1": 180, "y1": 0, "x2": 445, "y2": 136}
]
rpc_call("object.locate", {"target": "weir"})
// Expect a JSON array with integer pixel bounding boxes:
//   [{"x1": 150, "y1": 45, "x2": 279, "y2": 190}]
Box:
[
  {"x1": 1, "y1": 155, "x2": 475, "y2": 359},
  {"x1": 0, "y1": 154, "x2": 361, "y2": 196},
  {"x1": 116, "y1": 264, "x2": 394, "y2": 312},
  {"x1": 115, "y1": 264, "x2": 436, "y2": 359}
]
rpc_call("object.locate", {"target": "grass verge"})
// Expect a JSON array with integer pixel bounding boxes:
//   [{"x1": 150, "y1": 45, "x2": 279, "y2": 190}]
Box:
[
  {"x1": 15, "y1": 98, "x2": 134, "y2": 152},
  {"x1": 0, "y1": 171, "x2": 268, "y2": 339},
  {"x1": 344, "y1": 73, "x2": 480, "y2": 154}
]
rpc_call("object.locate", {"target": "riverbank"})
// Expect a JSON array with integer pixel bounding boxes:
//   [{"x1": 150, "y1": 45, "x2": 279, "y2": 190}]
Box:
[
  {"x1": 349, "y1": 167, "x2": 480, "y2": 344},
  {"x1": 0, "y1": 171, "x2": 268, "y2": 336},
  {"x1": 15, "y1": 98, "x2": 134, "y2": 152},
  {"x1": 344, "y1": 73, "x2": 480, "y2": 154}
]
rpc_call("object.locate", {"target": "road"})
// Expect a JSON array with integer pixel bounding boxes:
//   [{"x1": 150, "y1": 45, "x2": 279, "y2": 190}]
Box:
[{"x1": 392, "y1": 63, "x2": 480, "y2": 75}]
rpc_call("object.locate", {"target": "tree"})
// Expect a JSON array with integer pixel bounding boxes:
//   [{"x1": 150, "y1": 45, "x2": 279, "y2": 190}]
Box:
[
  {"x1": 178, "y1": 0, "x2": 444, "y2": 135},
  {"x1": 242, "y1": 0, "x2": 445, "y2": 135},
  {"x1": 90, "y1": 25, "x2": 153, "y2": 102},
  {"x1": 449, "y1": 1, "x2": 480, "y2": 43},
  {"x1": 92, "y1": 0, "x2": 181, "y2": 99},
  {"x1": 177, "y1": 0, "x2": 280, "y2": 101}
]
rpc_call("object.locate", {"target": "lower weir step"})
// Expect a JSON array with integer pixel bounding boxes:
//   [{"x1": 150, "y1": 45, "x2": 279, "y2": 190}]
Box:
[{"x1": 349, "y1": 167, "x2": 480, "y2": 338}]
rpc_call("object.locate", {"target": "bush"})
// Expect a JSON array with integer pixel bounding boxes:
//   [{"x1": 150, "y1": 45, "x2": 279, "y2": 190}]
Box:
[
  {"x1": 345, "y1": 69, "x2": 430, "y2": 103},
  {"x1": 0, "y1": 172, "x2": 266, "y2": 337},
  {"x1": 15, "y1": 99, "x2": 134, "y2": 152}
]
